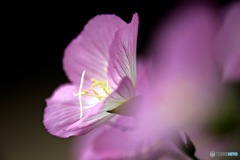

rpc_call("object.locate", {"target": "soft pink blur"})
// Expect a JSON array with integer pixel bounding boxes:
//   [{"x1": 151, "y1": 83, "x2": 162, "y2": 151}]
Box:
[{"x1": 214, "y1": 2, "x2": 240, "y2": 82}]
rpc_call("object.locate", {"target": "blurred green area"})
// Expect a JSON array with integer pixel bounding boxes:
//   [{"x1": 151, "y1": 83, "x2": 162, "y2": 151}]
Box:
[
  {"x1": 207, "y1": 82, "x2": 240, "y2": 154},
  {"x1": 211, "y1": 82, "x2": 240, "y2": 135}
]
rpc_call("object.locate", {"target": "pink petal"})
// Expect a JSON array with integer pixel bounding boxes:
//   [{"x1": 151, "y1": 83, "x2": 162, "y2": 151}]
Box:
[
  {"x1": 145, "y1": 5, "x2": 221, "y2": 129},
  {"x1": 83, "y1": 77, "x2": 135, "y2": 121},
  {"x1": 102, "y1": 77, "x2": 136, "y2": 117},
  {"x1": 73, "y1": 119, "x2": 139, "y2": 160},
  {"x1": 135, "y1": 59, "x2": 150, "y2": 96},
  {"x1": 44, "y1": 77, "x2": 135, "y2": 138},
  {"x1": 73, "y1": 116, "x2": 175, "y2": 160},
  {"x1": 108, "y1": 13, "x2": 139, "y2": 89},
  {"x1": 43, "y1": 84, "x2": 80, "y2": 137},
  {"x1": 105, "y1": 76, "x2": 135, "y2": 108},
  {"x1": 92, "y1": 126, "x2": 138, "y2": 159},
  {"x1": 215, "y1": 3, "x2": 240, "y2": 81},
  {"x1": 63, "y1": 77, "x2": 135, "y2": 136},
  {"x1": 150, "y1": 5, "x2": 218, "y2": 82},
  {"x1": 43, "y1": 84, "x2": 113, "y2": 138},
  {"x1": 223, "y1": 55, "x2": 240, "y2": 81},
  {"x1": 63, "y1": 15, "x2": 126, "y2": 86}
]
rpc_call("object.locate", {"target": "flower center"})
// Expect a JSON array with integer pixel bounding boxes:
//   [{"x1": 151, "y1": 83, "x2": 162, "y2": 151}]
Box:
[
  {"x1": 82, "y1": 78, "x2": 111, "y2": 100},
  {"x1": 74, "y1": 70, "x2": 111, "y2": 118}
]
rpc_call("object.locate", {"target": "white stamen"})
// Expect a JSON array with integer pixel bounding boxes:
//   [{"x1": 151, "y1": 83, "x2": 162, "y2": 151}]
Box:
[{"x1": 78, "y1": 70, "x2": 86, "y2": 119}]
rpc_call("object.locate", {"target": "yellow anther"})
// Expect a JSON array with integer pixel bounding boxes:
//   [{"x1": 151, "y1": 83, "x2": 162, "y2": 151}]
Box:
[
  {"x1": 74, "y1": 71, "x2": 111, "y2": 119},
  {"x1": 81, "y1": 89, "x2": 88, "y2": 94},
  {"x1": 75, "y1": 73, "x2": 111, "y2": 103},
  {"x1": 90, "y1": 78, "x2": 98, "y2": 82},
  {"x1": 102, "y1": 88, "x2": 109, "y2": 95}
]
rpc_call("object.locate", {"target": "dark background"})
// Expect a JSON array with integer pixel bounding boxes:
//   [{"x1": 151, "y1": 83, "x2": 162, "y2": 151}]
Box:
[{"x1": 1, "y1": 0, "x2": 238, "y2": 160}]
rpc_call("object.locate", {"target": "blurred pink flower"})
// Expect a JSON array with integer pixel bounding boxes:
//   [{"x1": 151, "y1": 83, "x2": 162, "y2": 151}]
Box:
[
  {"x1": 43, "y1": 14, "x2": 139, "y2": 138},
  {"x1": 146, "y1": 4, "x2": 221, "y2": 131},
  {"x1": 214, "y1": 3, "x2": 240, "y2": 82},
  {"x1": 146, "y1": 3, "x2": 240, "y2": 130},
  {"x1": 73, "y1": 117, "x2": 189, "y2": 160},
  {"x1": 72, "y1": 118, "x2": 140, "y2": 160},
  {"x1": 73, "y1": 120, "x2": 233, "y2": 160}
]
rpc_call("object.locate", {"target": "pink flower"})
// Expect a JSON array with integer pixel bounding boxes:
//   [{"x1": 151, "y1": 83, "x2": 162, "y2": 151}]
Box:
[
  {"x1": 72, "y1": 117, "x2": 179, "y2": 160},
  {"x1": 73, "y1": 120, "x2": 232, "y2": 160},
  {"x1": 72, "y1": 119, "x2": 140, "y2": 160},
  {"x1": 43, "y1": 14, "x2": 139, "y2": 138},
  {"x1": 146, "y1": 3, "x2": 240, "y2": 130},
  {"x1": 146, "y1": 4, "x2": 221, "y2": 130},
  {"x1": 214, "y1": 3, "x2": 240, "y2": 82}
]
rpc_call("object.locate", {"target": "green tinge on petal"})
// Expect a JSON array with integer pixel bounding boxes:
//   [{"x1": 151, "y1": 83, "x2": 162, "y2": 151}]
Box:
[{"x1": 107, "y1": 96, "x2": 142, "y2": 117}]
